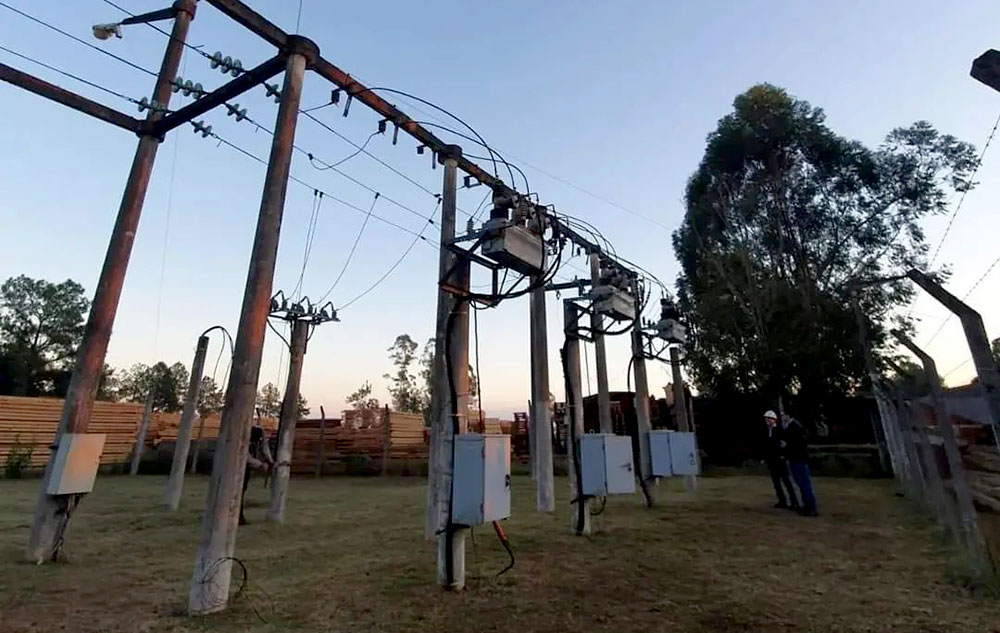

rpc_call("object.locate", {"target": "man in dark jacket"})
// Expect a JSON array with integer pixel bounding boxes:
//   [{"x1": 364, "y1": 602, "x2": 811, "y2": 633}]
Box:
[
  {"x1": 762, "y1": 410, "x2": 798, "y2": 510},
  {"x1": 239, "y1": 425, "x2": 274, "y2": 525},
  {"x1": 782, "y1": 414, "x2": 818, "y2": 517}
]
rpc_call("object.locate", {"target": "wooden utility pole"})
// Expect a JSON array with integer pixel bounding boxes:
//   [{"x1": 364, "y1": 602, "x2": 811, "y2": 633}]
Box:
[
  {"x1": 908, "y1": 269, "x2": 1000, "y2": 452},
  {"x1": 381, "y1": 406, "x2": 392, "y2": 475},
  {"x1": 25, "y1": 0, "x2": 196, "y2": 564},
  {"x1": 188, "y1": 37, "x2": 314, "y2": 615},
  {"x1": 425, "y1": 145, "x2": 471, "y2": 590},
  {"x1": 165, "y1": 334, "x2": 210, "y2": 510},
  {"x1": 267, "y1": 318, "x2": 309, "y2": 523},
  {"x1": 893, "y1": 330, "x2": 991, "y2": 579},
  {"x1": 130, "y1": 390, "x2": 155, "y2": 476},
  {"x1": 589, "y1": 253, "x2": 613, "y2": 433},
  {"x1": 315, "y1": 405, "x2": 326, "y2": 477},
  {"x1": 530, "y1": 282, "x2": 555, "y2": 511},
  {"x1": 631, "y1": 323, "x2": 655, "y2": 506},
  {"x1": 563, "y1": 301, "x2": 592, "y2": 535},
  {"x1": 669, "y1": 346, "x2": 697, "y2": 494}
]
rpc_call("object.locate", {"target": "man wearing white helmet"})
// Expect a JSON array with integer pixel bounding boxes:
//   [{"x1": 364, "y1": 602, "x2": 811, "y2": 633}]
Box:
[{"x1": 762, "y1": 410, "x2": 798, "y2": 511}]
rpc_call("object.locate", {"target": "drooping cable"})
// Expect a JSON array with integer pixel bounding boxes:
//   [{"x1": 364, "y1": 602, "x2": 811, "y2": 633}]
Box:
[{"x1": 316, "y1": 192, "x2": 380, "y2": 303}]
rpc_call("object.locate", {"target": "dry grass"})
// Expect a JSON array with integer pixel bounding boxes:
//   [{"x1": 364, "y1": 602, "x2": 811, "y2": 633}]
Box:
[{"x1": 1, "y1": 474, "x2": 998, "y2": 632}]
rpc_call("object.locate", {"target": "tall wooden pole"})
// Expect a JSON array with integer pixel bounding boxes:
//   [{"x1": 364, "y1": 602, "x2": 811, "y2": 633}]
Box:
[
  {"x1": 563, "y1": 301, "x2": 591, "y2": 534},
  {"x1": 530, "y1": 284, "x2": 555, "y2": 512},
  {"x1": 893, "y1": 330, "x2": 991, "y2": 579},
  {"x1": 669, "y1": 346, "x2": 697, "y2": 493},
  {"x1": 25, "y1": 0, "x2": 196, "y2": 564},
  {"x1": 631, "y1": 321, "x2": 654, "y2": 506},
  {"x1": 188, "y1": 38, "x2": 314, "y2": 615},
  {"x1": 267, "y1": 318, "x2": 308, "y2": 523},
  {"x1": 424, "y1": 145, "x2": 470, "y2": 589},
  {"x1": 589, "y1": 253, "x2": 613, "y2": 433},
  {"x1": 165, "y1": 334, "x2": 210, "y2": 510},
  {"x1": 908, "y1": 269, "x2": 1000, "y2": 452},
  {"x1": 130, "y1": 389, "x2": 155, "y2": 476}
]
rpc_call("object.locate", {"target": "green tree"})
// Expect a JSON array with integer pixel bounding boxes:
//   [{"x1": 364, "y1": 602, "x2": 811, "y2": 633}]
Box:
[
  {"x1": 0, "y1": 275, "x2": 88, "y2": 396},
  {"x1": 196, "y1": 376, "x2": 224, "y2": 417},
  {"x1": 116, "y1": 361, "x2": 186, "y2": 412},
  {"x1": 256, "y1": 382, "x2": 282, "y2": 418},
  {"x1": 384, "y1": 334, "x2": 424, "y2": 413},
  {"x1": 297, "y1": 393, "x2": 310, "y2": 418},
  {"x1": 346, "y1": 380, "x2": 380, "y2": 411},
  {"x1": 673, "y1": 84, "x2": 976, "y2": 416}
]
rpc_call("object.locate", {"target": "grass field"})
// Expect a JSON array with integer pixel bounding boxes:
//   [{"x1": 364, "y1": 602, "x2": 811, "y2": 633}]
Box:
[{"x1": 1, "y1": 474, "x2": 998, "y2": 632}]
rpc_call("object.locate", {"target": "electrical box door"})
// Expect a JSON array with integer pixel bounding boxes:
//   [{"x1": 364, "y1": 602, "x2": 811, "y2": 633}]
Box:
[
  {"x1": 452, "y1": 434, "x2": 510, "y2": 526},
  {"x1": 46, "y1": 433, "x2": 106, "y2": 495},
  {"x1": 580, "y1": 433, "x2": 636, "y2": 496},
  {"x1": 647, "y1": 430, "x2": 674, "y2": 477},
  {"x1": 603, "y1": 435, "x2": 636, "y2": 494},
  {"x1": 668, "y1": 431, "x2": 699, "y2": 476}
]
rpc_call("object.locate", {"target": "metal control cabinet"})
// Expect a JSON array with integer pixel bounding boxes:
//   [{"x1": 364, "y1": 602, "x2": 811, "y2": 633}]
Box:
[
  {"x1": 452, "y1": 434, "x2": 511, "y2": 526},
  {"x1": 46, "y1": 433, "x2": 106, "y2": 495},
  {"x1": 648, "y1": 430, "x2": 699, "y2": 477},
  {"x1": 580, "y1": 434, "x2": 636, "y2": 495}
]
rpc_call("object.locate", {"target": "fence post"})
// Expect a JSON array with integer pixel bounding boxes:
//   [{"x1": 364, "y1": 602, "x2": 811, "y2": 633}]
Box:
[
  {"x1": 382, "y1": 406, "x2": 391, "y2": 475},
  {"x1": 315, "y1": 405, "x2": 326, "y2": 477}
]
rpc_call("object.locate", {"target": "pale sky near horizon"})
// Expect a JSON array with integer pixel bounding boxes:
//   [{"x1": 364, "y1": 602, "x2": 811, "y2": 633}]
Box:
[{"x1": 2, "y1": 1, "x2": 1000, "y2": 419}]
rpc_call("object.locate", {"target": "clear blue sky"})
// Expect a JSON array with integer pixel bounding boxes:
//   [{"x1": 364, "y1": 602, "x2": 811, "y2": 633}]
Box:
[{"x1": 2, "y1": 0, "x2": 999, "y2": 418}]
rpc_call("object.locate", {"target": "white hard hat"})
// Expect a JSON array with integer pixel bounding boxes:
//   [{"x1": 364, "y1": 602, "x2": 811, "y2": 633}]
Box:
[{"x1": 763, "y1": 410, "x2": 777, "y2": 420}]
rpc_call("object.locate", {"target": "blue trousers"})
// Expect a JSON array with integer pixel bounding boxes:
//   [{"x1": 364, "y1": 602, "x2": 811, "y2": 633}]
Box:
[{"x1": 788, "y1": 461, "x2": 817, "y2": 514}]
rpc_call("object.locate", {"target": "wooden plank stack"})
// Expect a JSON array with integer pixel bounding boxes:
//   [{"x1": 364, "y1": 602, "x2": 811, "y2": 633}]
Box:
[
  {"x1": 152, "y1": 413, "x2": 278, "y2": 446},
  {"x1": 965, "y1": 445, "x2": 1000, "y2": 513},
  {"x1": 0, "y1": 395, "x2": 142, "y2": 468}
]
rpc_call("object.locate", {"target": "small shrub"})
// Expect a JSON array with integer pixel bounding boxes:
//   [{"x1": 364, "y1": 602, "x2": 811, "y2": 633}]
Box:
[{"x1": 4, "y1": 436, "x2": 34, "y2": 479}]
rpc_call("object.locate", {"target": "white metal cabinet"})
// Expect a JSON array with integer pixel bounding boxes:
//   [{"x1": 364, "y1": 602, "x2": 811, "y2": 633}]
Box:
[
  {"x1": 580, "y1": 434, "x2": 636, "y2": 496},
  {"x1": 452, "y1": 434, "x2": 511, "y2": 526},
  {"x1": 668, "y1": 431, "x2": 699, "y2": 476},
  {"x1": 46, "y1": 433, "x2": 106, "y2": 495},
  {"x1": 647, "y1": 430, "x2": 699, "y2": 477}
]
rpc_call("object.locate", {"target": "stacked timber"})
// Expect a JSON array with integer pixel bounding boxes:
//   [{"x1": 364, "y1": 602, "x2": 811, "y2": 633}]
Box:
[
  {"x1": 965, "y1": 445, "x2": 1000, "y2": 513},
  {"x1": 153, "y1": 413, "x2": 278, "y2": 446},
  {"x1": 0, "y1": 395, "x2": 142, "y2": 468},
  {"x1": 389, "y1": 412, "x2": 428, "y2": 457}
]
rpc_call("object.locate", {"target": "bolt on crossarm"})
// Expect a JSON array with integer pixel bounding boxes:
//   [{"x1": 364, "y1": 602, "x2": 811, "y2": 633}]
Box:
[{"x1": 24, "y1": 0, "x2": 197, "y2": 564}]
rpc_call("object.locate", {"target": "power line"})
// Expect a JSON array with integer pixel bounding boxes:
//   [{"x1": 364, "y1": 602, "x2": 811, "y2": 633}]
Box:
[
  {"x1": 943, "y1": 357, "x2": 974, "y2": 381},
  {"x1": 199, "y1": 125, "x2": 439, "y2": 247},
  {"x1": 0, "y1": 44, "x2": 142, "y2": 107},
  {"x1": 928, "y1": 111, "x2": 1000, "y2": 267},
  {"x1": 338, "y1": 200, "x2": 441, "y2": 311},
  {"x1": 99, "y1": 0, "x2": 218, "y2": 68},
  {"x1": 1, "y1": 2, "x2": 157, "y2": 77},
  {"x1": 316, "y1": 192, "x2": 380, "y2": 304},
  {"x1": 923, "y1": 254, "x2": 1000, "y2": 347}
]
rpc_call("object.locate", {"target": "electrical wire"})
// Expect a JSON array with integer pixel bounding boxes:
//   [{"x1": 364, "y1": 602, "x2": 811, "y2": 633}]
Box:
[
  {"x1": 337, "y1": 202, "x2": 440, "y2": 311},
  {"x1": 99, "y1": 0, "x2": 219, "y2": 68},
  {"x1": 923, "y1": 253, "x2": 1000, "y2": 346},
  {"x1": 0, "y1": 2, "x2": 157, "y2": 77},
  {"x1": 316, "y1": 193, "x2": 381, "y2": 303},
  {"x1": 412, "y1": 120, "x2": 522, "y2": 191},
  {"x1": 292, "y1": 190, "x2": 322, "y2": 299},
  {"x1": 307, "y1": 131, "x2": 380, "y2": 170},
  {"x1": 928, "y1": 111, "x2": 1000, "y2": 267},
  {"x1": 198, "y1": 126, "x2": 438, "y2": 246},
  {"x1": 0, "y1": 44, "x2": 143, "y2": 107}
]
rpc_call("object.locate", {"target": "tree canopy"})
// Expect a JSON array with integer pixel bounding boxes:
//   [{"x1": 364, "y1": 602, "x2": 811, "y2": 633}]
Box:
[
  {"x1": 673, "y1": 84, "x2": 976, "y2": 415},
  {"x1": 0, "y1": 275, "x2": 88, "y2": 396}
]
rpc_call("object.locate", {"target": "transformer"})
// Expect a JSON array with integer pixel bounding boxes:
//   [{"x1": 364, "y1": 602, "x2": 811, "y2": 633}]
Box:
[{"x1": 482, "y1": 224, "x2": 546, "y2": 276}]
